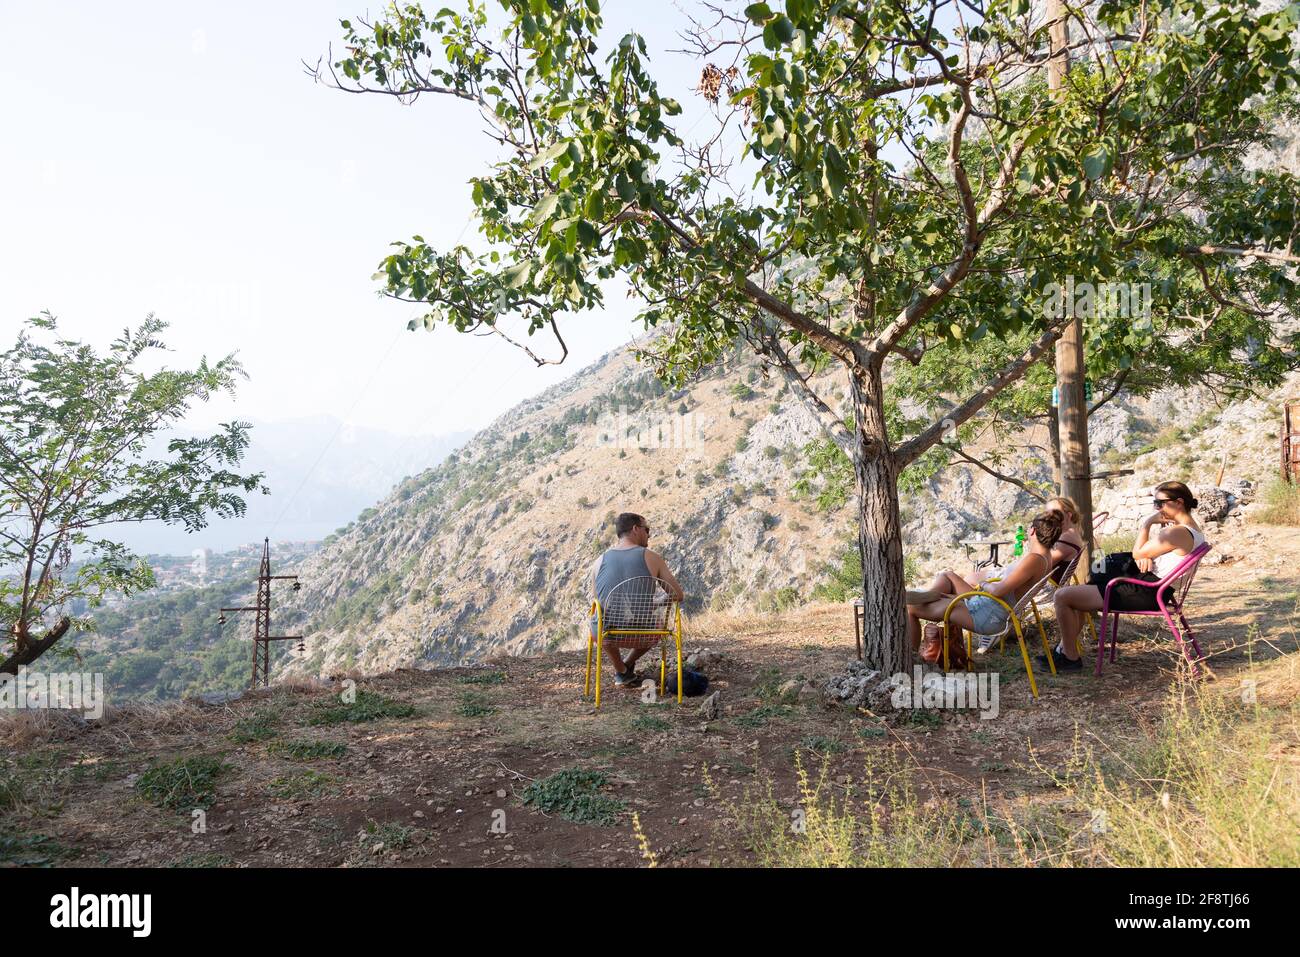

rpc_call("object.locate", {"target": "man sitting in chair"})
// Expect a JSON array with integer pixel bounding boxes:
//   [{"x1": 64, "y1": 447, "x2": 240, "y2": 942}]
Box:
[{"x1": 589, "y1": 512, "x2": 685, "y2": 689}]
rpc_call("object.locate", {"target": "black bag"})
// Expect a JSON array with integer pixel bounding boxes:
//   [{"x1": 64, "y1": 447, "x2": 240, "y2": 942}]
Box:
[
  {"x1": 665, "y1": 668, "x2": 709, "y2": 697},
  {"x1": 1087, "y1": 551, "x2": 1168, "y2": 611}
]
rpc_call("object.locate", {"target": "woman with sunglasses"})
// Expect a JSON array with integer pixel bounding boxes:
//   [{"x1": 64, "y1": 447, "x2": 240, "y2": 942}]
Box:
[{"x1": 1046, "y1": 481, "x2": 1206, "y2": 672}]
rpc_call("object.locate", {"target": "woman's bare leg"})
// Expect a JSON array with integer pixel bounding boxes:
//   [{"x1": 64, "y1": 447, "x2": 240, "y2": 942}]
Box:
[
  {"x1": 908, "y1": 598, "x2": 975, "y2": 652},
  {"x1": 933, "y1": 571, "x2": 976, "y2": 596},
  {"x1": 906, "y1": 602, "x2": 923, "y2": 652},
  {"x1": 1053, "y1": 585, "x2": 1102, "y2": 660}
]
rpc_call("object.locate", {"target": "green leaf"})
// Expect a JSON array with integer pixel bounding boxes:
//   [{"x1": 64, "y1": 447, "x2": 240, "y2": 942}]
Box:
[
  {"x1": 1083, "y1": 146, "x2": 1110, "y2": 181},
  {"x1": 576, "y1": 220, "x2": 599, "y2": 247},
  {"x1": 502, "y1": 261, "x2": 533, "y2": 288},
  {"x1": 528, "y1": 140, "x2": 570, "y2": 171},
  {"x1": 531, "y1": 192, "x2": 561, "y2": 224}
]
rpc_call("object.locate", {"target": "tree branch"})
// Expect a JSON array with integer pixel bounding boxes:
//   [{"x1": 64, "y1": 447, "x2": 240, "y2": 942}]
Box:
[
  {"x1": 895, "y1": 319, "x2": 1067, "y2": 468},
  {"x1": 940, "y1": 442, "x2": 1048, "y2": 502}
]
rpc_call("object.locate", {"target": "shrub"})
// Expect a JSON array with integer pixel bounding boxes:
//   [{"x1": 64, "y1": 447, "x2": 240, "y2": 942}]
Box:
[
  {"x1": 268, "y1": 740, "x2": 347, "y2": 761},
  {"x1": 307, "y1": 691, "x2": 417, "y2": 726},
  {"x1": 521, "y1": 769, "x2": 625, "y2": 825},
  {"x1": 1256, "y1": 480, "x2": 1300, "y2": 526},
  {"x1": 136, "y1": 755, "x2": 226, "y2": 810}
]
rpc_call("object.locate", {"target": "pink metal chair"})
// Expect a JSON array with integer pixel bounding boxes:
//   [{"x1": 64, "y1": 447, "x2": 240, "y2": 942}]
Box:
[{"x1": 1095, "y1": 543, "x2": 1212, "y2": 676}]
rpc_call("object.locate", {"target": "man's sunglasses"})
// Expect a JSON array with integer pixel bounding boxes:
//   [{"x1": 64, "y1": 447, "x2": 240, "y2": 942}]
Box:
[
  {"x1": 638, "y1": 525, "x2": 651, "y2": 535},
  {"x1": 1153, "y1": 497, "x2": 1175, "y2": 507}
]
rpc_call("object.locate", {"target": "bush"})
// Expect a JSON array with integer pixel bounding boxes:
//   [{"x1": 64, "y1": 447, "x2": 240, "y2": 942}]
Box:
[
  {"x1": 268, "y1": 740, "x2": 347, "y2": 761},
  {"x1": 1256, "y1": 480, "x2": 1300, "y2": 526},
  {"x1": 1097, "y1": 531, "x2": 1136, "y2": 555},
  {"x1": 812, "y1": 541, "x2": 919, "y2": 602},
  {"x1": 521, "y1": 769, "x2": 625, "y2": 825},
  {"x1": 307, "y1": 691, "x2": 416, "y2": 726},
  {"x1": 756, "y1": 586, "x2": 801, "y2": 613},
  {"x1": 136, "y1": 755, "x2": 226, "y2": 810}
]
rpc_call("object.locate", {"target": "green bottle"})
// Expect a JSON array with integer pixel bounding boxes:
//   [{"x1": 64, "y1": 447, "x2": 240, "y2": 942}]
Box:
[{"x1": 1013, "y1": 524, "x2": 1026, "y2": 557}]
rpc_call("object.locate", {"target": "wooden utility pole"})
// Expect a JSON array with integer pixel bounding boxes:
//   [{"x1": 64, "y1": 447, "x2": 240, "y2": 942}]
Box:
[{"x1": 1048, "y1": 0, "x2": 1096, "y2": 560}]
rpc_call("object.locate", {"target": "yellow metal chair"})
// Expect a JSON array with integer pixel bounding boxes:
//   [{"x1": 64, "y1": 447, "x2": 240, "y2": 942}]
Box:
[
  {"x1": 939, "y1": 583, "x2": 1057, "y2": 699},
  {"x1": 584, "y1": 576, "x2": 683, "y2": 709}
]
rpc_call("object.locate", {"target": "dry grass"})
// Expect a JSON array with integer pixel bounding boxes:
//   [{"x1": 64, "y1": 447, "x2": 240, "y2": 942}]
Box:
[
  {"x1": 1256, "y1": 481, "x2": 1300, "y2": 526},
  {"x1": 997, "y1": 643, "x2": 1300, "y2": 867},
  {"x1": 700, "y1": 617, "x2": 1300, "y2": 868},
  {"x1": 705, "y1": 749, "x2": 972, "y2": 867}
]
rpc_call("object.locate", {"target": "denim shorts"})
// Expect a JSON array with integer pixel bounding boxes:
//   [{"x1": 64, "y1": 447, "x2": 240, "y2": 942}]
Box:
[{"x1": 964, "y1": 594, "x2": 1010, "y2": 635}]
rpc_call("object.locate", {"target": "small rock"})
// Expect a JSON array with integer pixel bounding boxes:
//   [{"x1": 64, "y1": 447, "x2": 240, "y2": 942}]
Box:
[
  {"x1": 414, "y1": 811, "x2": 425, "y2": 819},
  {"x1": 496, "y1": 789, "x2": 507, "y2": 798},
  {"x1": 698, "y1": 691, "x2": 721, "y2": 721},
  {"x1": 777, "y1": 679, "x2": 804, "y2": 701}
]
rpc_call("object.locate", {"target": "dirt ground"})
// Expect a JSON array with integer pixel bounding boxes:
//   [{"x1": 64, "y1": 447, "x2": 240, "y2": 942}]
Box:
[{"x1": 2, "y1": 524, "x2": 1297, "y2": 868}]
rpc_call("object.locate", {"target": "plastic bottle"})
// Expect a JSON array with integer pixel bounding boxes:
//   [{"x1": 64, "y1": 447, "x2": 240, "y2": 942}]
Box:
[{"x1": 1013, "y1": 524, "x2": 1026, "y2": 557}]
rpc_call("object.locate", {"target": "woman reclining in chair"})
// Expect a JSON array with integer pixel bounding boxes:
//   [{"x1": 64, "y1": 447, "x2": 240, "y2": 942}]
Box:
[
  {"x1": 971, "y1": 496, "x2": 1085, "y2": 590},
  {"x1": 906, "y1": 509, "x2": 1065, "y2": 656},
  {"x1": 1046, "y1": 481, "x2": 1207, "y2": 673}
]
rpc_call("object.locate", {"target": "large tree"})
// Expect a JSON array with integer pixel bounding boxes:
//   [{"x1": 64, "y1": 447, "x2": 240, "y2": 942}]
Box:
[
  {"x1": 0, "y1": 314, "x2": 266, "y2": 673},
  {"x1": 316, "y1": 0, "x2": 1300, "y2": 674}
]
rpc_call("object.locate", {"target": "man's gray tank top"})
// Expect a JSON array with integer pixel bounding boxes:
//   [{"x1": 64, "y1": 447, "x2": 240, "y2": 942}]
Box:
[{"x1": 592, "y1": 546, "x2": 656, "y2": 631}]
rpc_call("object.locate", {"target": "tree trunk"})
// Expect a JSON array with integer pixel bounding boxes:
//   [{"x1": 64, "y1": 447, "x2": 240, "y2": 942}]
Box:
[
  {"x1": 1047, "y1": 403, "x2": 1062, "y2": 492},
  {"x1": 1048, "y1": 0, "x2": 1096, "y2": 557},
  {"x1": 851, "y1": 369, "x2": 910, "y2": 677},
  {"x1": 1, "y1": 617, "x2": 71, "y2": 675}
]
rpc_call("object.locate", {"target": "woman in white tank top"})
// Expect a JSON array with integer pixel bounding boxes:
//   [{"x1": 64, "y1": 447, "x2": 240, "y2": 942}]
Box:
[
  {"x1": 1137, "y1": 482, "x2": 1207, "y2": 579},
  {"x1": 1047, "y1": 481, "x2": 1208, "y2": 672}
]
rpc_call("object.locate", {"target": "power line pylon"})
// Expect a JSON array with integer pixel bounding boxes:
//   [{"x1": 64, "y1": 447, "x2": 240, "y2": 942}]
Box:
[{"x1": 218, "y1": 538, "x2": 302, "y2": 689}]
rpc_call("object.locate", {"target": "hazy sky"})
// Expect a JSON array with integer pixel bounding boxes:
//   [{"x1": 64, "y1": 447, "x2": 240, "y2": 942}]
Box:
[{"x1": 0, "y1": 0, "x2": 717, "y2": 439}]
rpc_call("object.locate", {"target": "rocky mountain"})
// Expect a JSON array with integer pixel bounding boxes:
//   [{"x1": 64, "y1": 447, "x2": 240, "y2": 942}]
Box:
[
  {"x1": 272, "y1": 330, "x2": 1300, "y2": 682},
  {"x1": 274, "y1": 344, "x2": 860, "y2": 676}
]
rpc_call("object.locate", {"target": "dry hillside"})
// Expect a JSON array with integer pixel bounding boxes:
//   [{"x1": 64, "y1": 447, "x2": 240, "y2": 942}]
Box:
[{"x1": 2, "y1": 513, "x2": 1296, "y2": 867}]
